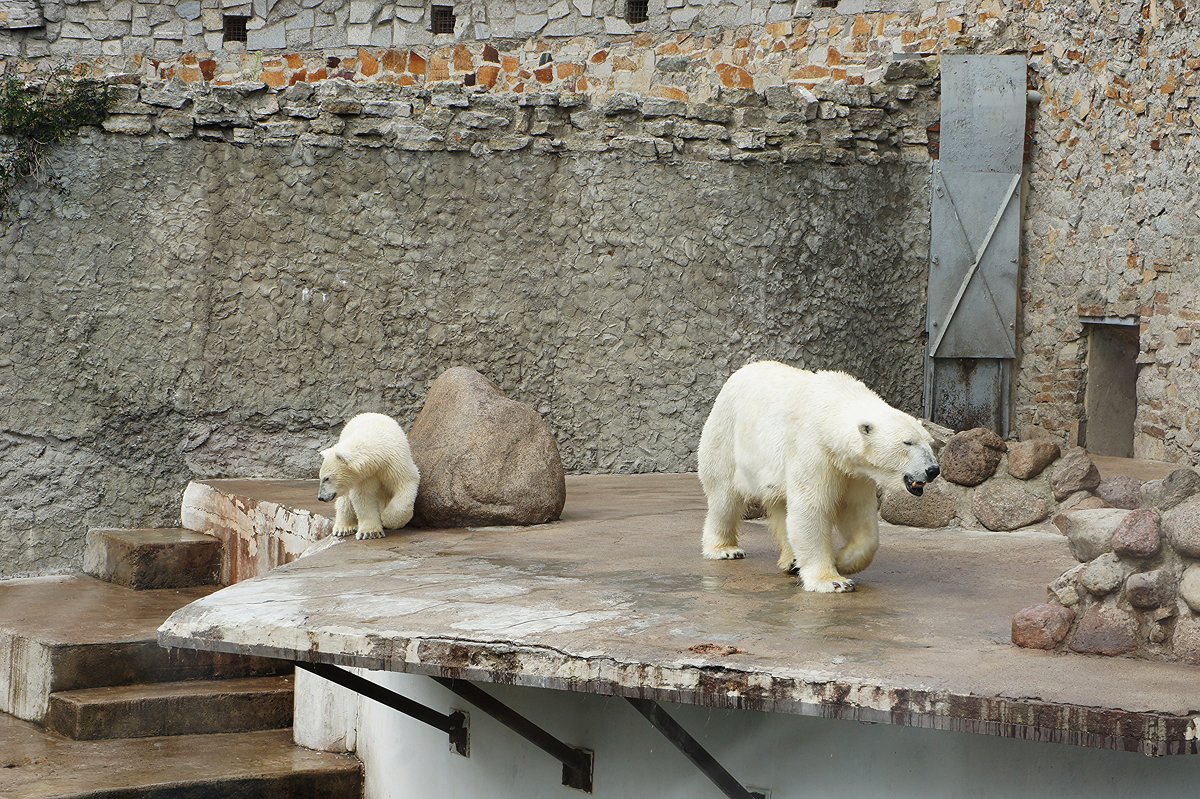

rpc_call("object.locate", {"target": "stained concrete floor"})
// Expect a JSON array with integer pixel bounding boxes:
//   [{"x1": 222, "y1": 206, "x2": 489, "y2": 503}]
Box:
[{"x1": 161, "y1": 474, "x2": 1200, "y2": 756}]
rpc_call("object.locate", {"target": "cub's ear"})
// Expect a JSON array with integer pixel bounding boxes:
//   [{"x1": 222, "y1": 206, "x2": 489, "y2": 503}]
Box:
[{"x1": 858, "y1": 422, "x2": 873, "y2": 436}]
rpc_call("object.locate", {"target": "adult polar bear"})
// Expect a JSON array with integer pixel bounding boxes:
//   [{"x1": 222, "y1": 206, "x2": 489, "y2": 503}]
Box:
[
  {"x1": 318, "y1": 412, "x2": 420, "y2": 540},
  {"x1": 698, "y1": 361, "x2": 940, "y2": 593}
]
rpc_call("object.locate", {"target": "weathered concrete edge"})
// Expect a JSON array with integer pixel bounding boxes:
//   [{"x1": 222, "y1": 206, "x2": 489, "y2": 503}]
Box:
[
  {"x1": 182, "y1": 481, "x2": 332, "y2": 585},
  {"x1": 156, "y1": 624, "x2": 1199, "y2": 758}
]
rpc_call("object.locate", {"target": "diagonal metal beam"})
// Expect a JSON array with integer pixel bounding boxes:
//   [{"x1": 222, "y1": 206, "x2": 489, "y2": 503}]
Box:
[
  {"x1": 432, "y1": 677, "x2": 594, "y2": 792},
  {"x1": 929, "y1": 170, "x2": 1021, "y2": 358},
  {"x1": 625, "y1": 697, "x2": 759, "y2": 799},
  {"x1": 297, "y1": 662, "x2": 469, "y2": 756}
]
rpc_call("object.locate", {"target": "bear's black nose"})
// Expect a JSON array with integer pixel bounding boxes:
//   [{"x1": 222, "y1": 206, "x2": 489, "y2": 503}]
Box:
[{"x1": 926, "y1": 464, "x2": 941, "y2": 481}]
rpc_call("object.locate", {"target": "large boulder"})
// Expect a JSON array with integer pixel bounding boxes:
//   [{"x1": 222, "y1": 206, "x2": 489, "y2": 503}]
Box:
[
  {"x1": 1125, "y1": 569, "x2": 1175, "y2": 610},
  {"x1": 1163, "y1": 495, "x2": 1200, "y2": 558},
  {"x1": 1096, "y1": 475, "x2": 1142, "y2": 510},
  {"x1": 408, "y1": 367, "x2": 566, "y2": 528},
  {"x1": 1080, "y1": 553, "x2": 1125, "y2": 597},
  {"x1": 1006, "y1": 440, "x2": 1060, "y2": 480},
  {"x1": 1180, "y1": 564, "x2": 1200, "y2": 613},
  {"x1": 880, "y1": 482, "x2": 957, "y2": 528},
  {"x1": 1068, "y1": 603, "x2": 1138, "y2": 656},
  {"x1": 1049, "y1": 447, "x2": 1101, "y2": 501},
  {"x1": 1139, "y1": 467, "x2": 1200, "y2": 511},
  {"x1": 1011, "y1": 603, "x2": 1074, "y2": 650},
  {"x1": 972, "y1": 482, "x2": 1049, "y2": 531},
  {"x1": 1061, "y1": 508, "x2": 1129, "y2": 562},
  {"x1": 939, "y1": 428, "x2": 1007, "y2": 487},
  {"x1": 1110, "y1": 507, "x2": 1162, "y2": 559}
]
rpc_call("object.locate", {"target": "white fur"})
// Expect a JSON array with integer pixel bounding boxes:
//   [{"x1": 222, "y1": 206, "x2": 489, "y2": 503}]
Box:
[
  {"x1": 698, "y1": 361, "x2": 938, "y2": 593},
  {"x1": 319, "y1": 412, "x2": 420, "y2": 541}
]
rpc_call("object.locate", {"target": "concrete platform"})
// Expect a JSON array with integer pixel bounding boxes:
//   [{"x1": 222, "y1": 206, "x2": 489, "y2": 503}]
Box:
[
  {"x1": 161, "y1": 475, "x2": 1200, "y2": 757},
  {"x1": 0, "y1": 712, "x2": 360, "y2": 798},
  {"x1": 0, "y1": 576, "x2": 288, "y2": 722}
]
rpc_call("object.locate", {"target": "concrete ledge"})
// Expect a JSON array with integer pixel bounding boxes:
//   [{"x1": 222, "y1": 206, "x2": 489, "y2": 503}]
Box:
[{"x1": 162, "y1": 475, "x2": 1200, "y2": 756}]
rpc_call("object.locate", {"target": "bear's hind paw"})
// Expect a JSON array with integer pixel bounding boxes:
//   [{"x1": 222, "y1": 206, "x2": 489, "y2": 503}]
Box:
[
  {"x1": 703, "y1": 546, "x2": 746, "y2": 560},
  {"x1": 332, "y1": 526, "x2": 356, "y2": 538},
  {"x1": 356, "y1": 528, "x2": 386, "y2": 540}
]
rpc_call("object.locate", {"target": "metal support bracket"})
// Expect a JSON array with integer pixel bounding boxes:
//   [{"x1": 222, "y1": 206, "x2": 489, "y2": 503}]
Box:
[
  {"x1": 297, "y1": 663, "x2": 593, "y2": 792},
  {"x1": 625, "y1": 697, "x2": 764, "y2": 799},
  {"x1": 297, "y1": 662, "x2": 469, "y2": 756},
  {"x1": 432, "y1": 677, "x2": 594, "y2": 792}
]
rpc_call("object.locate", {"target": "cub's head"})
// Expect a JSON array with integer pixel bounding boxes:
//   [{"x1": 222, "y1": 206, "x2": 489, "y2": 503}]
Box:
[
  {"x1": 855, "y1": 412, "x2": 940, "y2": 496},
  {"x1": 317, "y1": 447, "x2": 351, "y2": 502}
]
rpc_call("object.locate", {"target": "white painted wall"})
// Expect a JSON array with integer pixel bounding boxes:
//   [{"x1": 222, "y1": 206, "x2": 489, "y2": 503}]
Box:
[{"x1": 296, "y1": 669, "x2": 1197, "y2": 798}]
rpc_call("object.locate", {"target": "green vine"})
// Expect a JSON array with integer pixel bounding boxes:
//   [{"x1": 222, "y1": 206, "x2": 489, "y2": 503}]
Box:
[{"x1": 0, "y1": 70, "x2": 113, "y2": 202}]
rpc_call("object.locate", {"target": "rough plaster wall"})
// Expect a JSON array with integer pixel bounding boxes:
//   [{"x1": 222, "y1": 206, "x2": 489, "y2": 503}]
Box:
[
  {"x1": 1014, "y1": 1, "x2": 1200, "y2": 463},
  {"x1": 0, "y1": 133, "x2": 928, "y2": 577}
]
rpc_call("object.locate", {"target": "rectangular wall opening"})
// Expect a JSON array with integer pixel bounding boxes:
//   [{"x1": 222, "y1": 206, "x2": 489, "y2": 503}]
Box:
[{"x1": 1083, "y1": 320, "x2": 1139, "y2": 457}]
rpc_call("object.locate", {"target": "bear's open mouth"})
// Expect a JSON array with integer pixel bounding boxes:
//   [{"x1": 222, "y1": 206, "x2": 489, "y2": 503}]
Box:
[{"x1": 903, "y1": 475, "x2": 926, "y2": 496}]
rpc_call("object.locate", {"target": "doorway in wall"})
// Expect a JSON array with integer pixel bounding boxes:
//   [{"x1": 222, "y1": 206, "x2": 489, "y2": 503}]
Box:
[{"x1": 1083, "y1": 320, "x2": 1139, "y2": 457}]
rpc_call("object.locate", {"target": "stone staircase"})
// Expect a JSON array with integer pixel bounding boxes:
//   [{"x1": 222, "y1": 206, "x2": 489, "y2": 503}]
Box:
[{"x1": 0, "y1": 528, "x2": 362, "y2": 798}]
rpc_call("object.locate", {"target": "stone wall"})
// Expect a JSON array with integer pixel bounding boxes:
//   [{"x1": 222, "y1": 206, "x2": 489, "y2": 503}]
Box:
[
  {"x1": 1013, "y1": 1, "x2": 1200, "y2": 463},
  {"x1": 0, "y1": 69, "x2": 935, "y2": 577}
]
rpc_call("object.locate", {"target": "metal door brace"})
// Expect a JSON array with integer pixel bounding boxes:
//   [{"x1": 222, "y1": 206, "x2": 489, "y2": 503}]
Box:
[
  {"x1": 625, "y1": 697, "x2": 764, "y2": 799},
  {"x1": 297, "y1": 663, "x2": 593, "y2": 792}
]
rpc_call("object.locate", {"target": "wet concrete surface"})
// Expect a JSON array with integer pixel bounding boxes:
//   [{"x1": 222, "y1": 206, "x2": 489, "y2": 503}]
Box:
[{"x1": 160, "y1": 474, "x2": 1200, "y2": 755}]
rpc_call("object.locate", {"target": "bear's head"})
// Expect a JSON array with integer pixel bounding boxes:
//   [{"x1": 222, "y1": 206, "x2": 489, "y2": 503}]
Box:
[
  {"x1": 317, "y1": 446, "x2": 353, "y2": 502},
  {"x1": 853, "y1": 410, "x2": 940, "y2": 496}
]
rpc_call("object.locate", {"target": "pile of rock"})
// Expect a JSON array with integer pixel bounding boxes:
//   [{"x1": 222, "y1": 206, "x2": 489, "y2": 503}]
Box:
[
  {"x1": 881, "y1": 427, "x2": 1123, "y2": 533},
  {"x1": 1012, "y1": 467, "x2": 1200, "y2": 662}
]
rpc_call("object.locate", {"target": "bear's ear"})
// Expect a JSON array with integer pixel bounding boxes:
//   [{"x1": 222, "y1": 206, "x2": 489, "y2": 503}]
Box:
[
  {"x1": 322, "y1": 446, "x2": 350, "y2": 465},
  {"x1": 858, "y1": 422, "x2": 873, "y2": 436}
]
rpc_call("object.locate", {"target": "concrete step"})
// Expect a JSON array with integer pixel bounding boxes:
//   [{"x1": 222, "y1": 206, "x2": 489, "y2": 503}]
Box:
[
  {"x1": 0, "y1": 576, "x2": 290, "y2": 723},
  {"x1": 0, "y1": 712, "x2": 361, "y2": 798},
  {"x1": 46, "y1": 675, "x2": 295, "y2": 740},
  {"x1": 84, "y1": 528, "x2": 221, "y2": 590}
]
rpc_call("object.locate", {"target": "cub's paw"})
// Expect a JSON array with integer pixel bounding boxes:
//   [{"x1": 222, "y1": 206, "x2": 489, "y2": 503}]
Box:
[
  {"x1": 703, "y1": 546, "x2": 746, "y2": 560},
  {"x1": 799, "y1": 575, "x2": 856, "y2": 593},
  {"x1": 356, "y1": 528, "x2": 386, "y2": 541},
  {"x1": 332, "y1": 526, "x2": 356, "y2": 538}
]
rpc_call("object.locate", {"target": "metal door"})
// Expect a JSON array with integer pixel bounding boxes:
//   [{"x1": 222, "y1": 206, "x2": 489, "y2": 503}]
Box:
[{"x1": 924, "y1": 55, "x2": 1027, "y2": 434}]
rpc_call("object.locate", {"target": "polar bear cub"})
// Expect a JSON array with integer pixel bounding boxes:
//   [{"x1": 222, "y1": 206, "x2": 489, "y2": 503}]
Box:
[
  {"x1": 698, "y1": 361, "x2": 940, "y2": 593},
  {"x1": 318, "y1": 412, "x2": 420, "y2": 540}
]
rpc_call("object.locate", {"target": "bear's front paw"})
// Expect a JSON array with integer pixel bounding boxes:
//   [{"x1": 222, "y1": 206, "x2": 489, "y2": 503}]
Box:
[
  {"x1": 703, "y1": 546, "x2": 746, "y2": 560},
  {"x1": 799, "y1": 574, "x2": 856, "y2": 593},
  {"x1": 356, "y1": 527, "x2": 386, "y2": 540},
  {"x1": 332, "y1": 526, "x2": 356, "y2": 538}
]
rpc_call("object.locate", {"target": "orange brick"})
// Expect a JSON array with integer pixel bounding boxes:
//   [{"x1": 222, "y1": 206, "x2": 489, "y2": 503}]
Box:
[
  {"x1": 360, "y1": 49, "x2": 379, "y2": 77},
  {"x1": 477, "y1": 64, "x2": 500, "y2": 88},
  {"x1": 285, "y1": 53, "x2": 304, "y2": 69},
  {"x1": 261, "y1": 70, "x2": 286, "y2": 88},
  {"x1": 179, "y1": 66, "x2": 203, "y2": 83},
  {"x1": 556, "y1": 62, "x2": 582, "y2": 79},
  {"x1": 453, "y1": 44, "x2": 473, "y2": 72},
  {"x1": 409, "y1": 52, "x2": 427, "y2": 75},
  {"x1": 534, "y1": 64, "x2": 554, "y2": 83},
  {"x1": 715, "y1": 63, "x2": 753, "y2": 89},
  {"x1": 382, "y1": 49, "x2": 406, "y2": 71},
  {"x1": 655, "y1": 86, "x2": 688, "y2": 101}
]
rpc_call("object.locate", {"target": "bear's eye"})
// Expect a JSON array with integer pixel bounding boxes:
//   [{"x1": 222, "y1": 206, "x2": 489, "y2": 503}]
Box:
[{"x1": 903, "y1": 440, "x2": 914, "y2": 446}]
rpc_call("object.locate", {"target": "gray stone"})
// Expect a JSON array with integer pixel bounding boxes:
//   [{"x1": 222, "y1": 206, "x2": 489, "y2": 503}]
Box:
[
  {"x1": 1049, "y1": 447, "x2": 1101, "y2": 501},
  {"x1": 1096, "y1": 475, "x2": 1142, "y2": 510},
  {"x1": 1011, "y1": 603, "x2": 1074, "y2": 650},
  {"x1": 1139, "y1": 468, "x2": 1200, "y2": 511},
  {"x1": 879, "y1": 481, "x2": 957, "y2": 528},
  {"x1": 1162, "y1": 495, "x2": 1200, "y2": 558},
  {"x1": 1062, "y1": 508, "x2": 1130, "y2": 563},
  {"x1": 971, "y1": 481, "x2": 1049, "y2": 531},
  {"x1": 1080, "y1": 553, "x2": 1125, "y2": 596},
  {"x1": 1172, "y1": 614, "x2": 1200, "y2": 664},
  {"x1": 141, "y1": 86, "x2": 190, "y2": 109},
  {"x1": 409, "y1": 368, "x2": 566, "y2": 528},
  {"x1": 1005, "y1": 440, "x2": 1060, "y2": 480},
  {"x1": 1125, "y1": 569, "x2": 1175, "y2": 610},
  {"x1": 1048, "y1": 563, "x2": 1084, "y2": 606},
  {"x1": 102, "y1": 115, "x2": 153, "y2": 135},
  {"x1": 1068, "y1": 603, "x2": 1138, "y2": 656},
  {"x1": 939, "y1": 428, "x2": 1007, "y2": 487},
  {"x1": 1110, "y1": 507, "x2": 1161, "y2": 559},
  {"x1": 1179, "y1": 564, "x2": 1200, "y2": 613}
]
